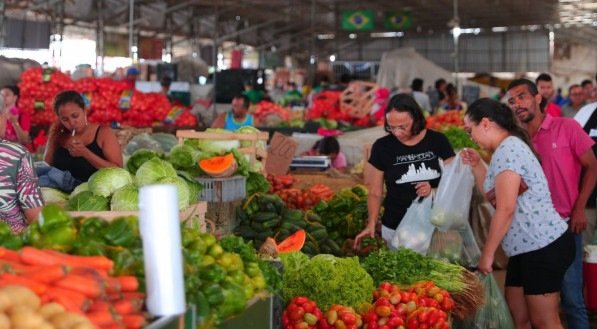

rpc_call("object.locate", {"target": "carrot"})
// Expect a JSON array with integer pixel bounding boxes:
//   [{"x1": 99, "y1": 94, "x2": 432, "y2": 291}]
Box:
[
  {"x1": 121, "y1": 292, "x2": 145, "y2": 302},
  {"x1": 19, "y1": 246, "x2": 61, "y2": 266},
  {"x1": 115, "y1": 276, "x2": 139, "y2": 292},
  {"x1": 54, "y1": 274, "x2": 104, "y2": 298},
  {"x1": 105, "y1": 277, "x2": 122, "y2": 293},
  {"x1": 113, "y1": 299, "x2": 143, "y2": 315},
  {"x1": 0, "y1": 260, "x2": 41, "y2": 274},
  {"x1": 121, "y1": 314, "x2": 146, "y2": 329},
  {"x1": 0, "y1": 247, "x2": 21, "y2": 262},
  {"x1": 89, "y1": 300, "x2": 113, "y2": 312},
  {"x1": 49, "y1": 293, "x2": 85, "y2": 314},
  {"x1": 44, "y1": 250, "x2": 114, "y2": 271},
  {"x1": 45, "y1": 286, "x2": 91, "y2": 312},
  {"x1": 86, "y1": 310, "x2": 118, "y2": 327},
  {"x1": 24, "y1": 264, "x2": 67, "y2": 283},
  {"x1": 0, "y1": 273, "x2": 48, "y2": 294}
]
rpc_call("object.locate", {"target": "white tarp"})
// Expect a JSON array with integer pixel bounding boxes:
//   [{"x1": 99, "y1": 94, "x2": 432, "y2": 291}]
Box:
[{"x1": 376, "y1": 47, "x2": 500, "y2": 99}]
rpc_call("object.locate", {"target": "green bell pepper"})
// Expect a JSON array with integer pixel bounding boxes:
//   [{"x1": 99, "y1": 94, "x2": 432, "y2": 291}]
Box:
[
  {"x1": 216, "y1": 282, "x2": 248, "y2": 319},
  {"x1": 108, "y1": 247, "x2": 139, "y2": 276},
  {"x1": 203, "y1": 282, "x2": 224, "y2": 306},
  {"x1": 79, "y1": 217, "x2": 108, "y2": 238},
  {"x1": 38, "y1": 225, "x2": 77, "y2": 252},
  {"x1": 39, "y1": 205, "x2": 72, "y2": 233},
  {"x1": 73, "y1": 238, "x2": 106, "y2": 256},
  {"x1": 1, "y1": 234, "x2": 23, "y2": 250},
  {"x1": 200, "y1": 264, "x2": 226, "y2": 283},
  {"x1": 102, "y1": 217, "x2": 139, "y2": 247},
  {"x1": 0, "y1": 221, "x2": 12, "y2": 237}
]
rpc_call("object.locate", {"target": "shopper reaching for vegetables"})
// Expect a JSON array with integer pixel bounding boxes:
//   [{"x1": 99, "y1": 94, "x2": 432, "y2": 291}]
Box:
[
  {"x1": 460, "y1": 98, "x2": 573, "y2": 329},
  {"x1": 354, "y1": 94, "x2": 455, "y2": 248},
  {"x1": 44, "y1": 90, "x2": 123, "y2": 184}
]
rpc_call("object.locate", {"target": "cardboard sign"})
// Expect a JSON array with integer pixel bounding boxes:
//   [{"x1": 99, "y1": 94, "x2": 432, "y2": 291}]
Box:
[{"x1": 265, "y1": 132, "x2": 298, "y2": 175}]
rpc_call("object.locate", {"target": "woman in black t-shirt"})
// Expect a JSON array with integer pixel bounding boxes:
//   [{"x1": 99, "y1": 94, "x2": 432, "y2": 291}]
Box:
[{"x1": 354, "y1": 94, "x2": 455, "y2": 247}]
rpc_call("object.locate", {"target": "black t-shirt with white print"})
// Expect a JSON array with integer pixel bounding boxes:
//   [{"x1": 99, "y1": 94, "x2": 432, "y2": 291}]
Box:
[{"x1": 369, "y1": 130, "x2": 455, "y2": 229}]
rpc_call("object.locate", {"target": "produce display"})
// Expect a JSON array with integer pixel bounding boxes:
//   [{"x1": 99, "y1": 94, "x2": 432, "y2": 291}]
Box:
[{"x1": 17, "y1": 67, "x2": 196, "y2": 127}]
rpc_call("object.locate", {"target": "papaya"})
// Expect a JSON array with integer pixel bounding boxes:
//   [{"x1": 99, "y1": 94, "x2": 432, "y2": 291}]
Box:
[
  {"x1": 199, "y1": 153, "x2": 237, "y2": 178},
  {"x1": 276, "y1": 229, "x2": 306, "y2": 253}
]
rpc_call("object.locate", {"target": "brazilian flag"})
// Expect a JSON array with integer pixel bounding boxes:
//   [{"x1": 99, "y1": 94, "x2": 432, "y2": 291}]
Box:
[
  {"x1": 341, "y1": 10, "x2": 375, "y2": 31},
  {"x1": 384, "y1": 11, "x2": 412, "y2": 30}
]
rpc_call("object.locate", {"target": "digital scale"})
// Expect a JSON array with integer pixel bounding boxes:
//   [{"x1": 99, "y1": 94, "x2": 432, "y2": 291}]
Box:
[{"x1": 289, "y1": 156, "x2": 331, "y2": 171}]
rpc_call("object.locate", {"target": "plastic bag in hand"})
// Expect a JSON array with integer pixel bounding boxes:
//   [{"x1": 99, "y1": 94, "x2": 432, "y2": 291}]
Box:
[
  {"x1": 430, "y1": 153, "x2": 475, "y2": 231},
  {"x1": 391, "y1": 195, "x2": 434, "y2": 254}
]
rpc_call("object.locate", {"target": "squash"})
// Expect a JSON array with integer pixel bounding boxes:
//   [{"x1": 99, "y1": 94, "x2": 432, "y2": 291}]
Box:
[
  {"x1": 276, "y1": 229, "x2": 306, "y2": 253},
  {"x1": 199, "y1": 153, "x2": 237, "y2": 178}
]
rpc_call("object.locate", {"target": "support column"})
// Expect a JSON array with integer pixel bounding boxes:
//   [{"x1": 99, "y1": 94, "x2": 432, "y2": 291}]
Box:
[
  {"x1": 0, "y1": 0, "x2": 6, "y2": 48},
  {"x1": 96, "y1": 0, "x2": 105, "y2": 76}
]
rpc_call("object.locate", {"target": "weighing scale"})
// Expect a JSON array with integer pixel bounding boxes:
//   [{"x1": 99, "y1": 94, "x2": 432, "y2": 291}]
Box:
[{"x1": 289, "y1": 156, "x2": 331, "y2": 171}]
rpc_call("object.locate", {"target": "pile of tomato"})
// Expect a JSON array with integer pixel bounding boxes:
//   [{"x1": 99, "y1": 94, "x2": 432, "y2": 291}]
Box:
[
  {"x1": 253, "y1": 101, "x2": 291, "y2": 123},
  {"x1": 425, "y1": 111, "x2": 464, "y2": 131},
  {"x1": 17, "y1": 67, "x2": 197, "y2": 128}
]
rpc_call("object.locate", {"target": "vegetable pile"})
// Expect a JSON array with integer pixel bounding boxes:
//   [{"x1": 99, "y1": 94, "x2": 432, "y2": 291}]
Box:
[
  {"x1": 282, "y1": 296, "x2": 325, "y2": 329},
  {"x1": 362, "y1": 248, "x2": 484, "y2": 319}
]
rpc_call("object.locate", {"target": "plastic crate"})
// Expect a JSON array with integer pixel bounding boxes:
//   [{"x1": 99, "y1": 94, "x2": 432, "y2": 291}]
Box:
[{"x1": 197, "y1": 175, "x2": 246, "y2": 202}]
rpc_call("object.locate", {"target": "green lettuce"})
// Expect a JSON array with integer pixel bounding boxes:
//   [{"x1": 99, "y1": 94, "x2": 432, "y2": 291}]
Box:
[
  {"x1": 66, "y1": 191, "x2": 110, "y2": 211},
  {"x1": 126, "y1": 149, "x2": 161, "y2": 174},
  {"x1": 88, "y1": 167, "x2": 134, "y2": 198},
  {"x1": 135, "y1": 158, "x2": 178, "y2": 186},
  {"x1": 110, "y1": 184, "x2": 139, "y2": 211}
]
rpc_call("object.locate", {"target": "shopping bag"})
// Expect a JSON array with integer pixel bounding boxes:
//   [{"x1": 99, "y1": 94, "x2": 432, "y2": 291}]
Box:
[
  {"x1": 427, "y1": 221, "x2": 481, "y2": 268},
  {"x1": 391, "y1": 195, "x2": 434, "y2": 254},
  {"x1": 430, "y1": 153, "x2": 475, "y2": 232},
  {"x1": 453, "y1": 273, "x2": 515, "y2": 329}
]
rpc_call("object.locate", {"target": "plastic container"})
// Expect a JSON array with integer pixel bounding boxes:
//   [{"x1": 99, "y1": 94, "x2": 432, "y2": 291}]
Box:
[{"x1": 197, "y1": 175, "x2": 246, "y2": 202}]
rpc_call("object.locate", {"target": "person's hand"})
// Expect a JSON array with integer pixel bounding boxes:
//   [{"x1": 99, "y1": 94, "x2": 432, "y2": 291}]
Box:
[
  {"x1": 67, "y1": 138, "x2": 87, "y2": 157},
  {"x1": 569, "y1": 206, "x2": 588, "y2": 234},
  {"x1": 7, "y1": 111, "x2": 18, "y2": 124},
  {"x1": 460, "y1": 148, "x2": 481, "y2": 168},
  {"x1": 477, "y1": 251, "x2": 494, "y2": 274},
  {"x1": 354, "y1": 225, "x2": 375, "y2": 249},
  {"x1": 415, "y1": 181, "x2": 432, "y2": 198}
]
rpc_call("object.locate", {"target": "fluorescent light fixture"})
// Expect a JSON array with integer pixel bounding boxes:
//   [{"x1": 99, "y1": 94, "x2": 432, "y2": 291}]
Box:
[
  {"x1": 458, "y1": 28, "x2": 481, "y2": 34},
  {"x1": 370, "y1": 31, "x2": 404, "y2": 38},
  {"x1": 349, "y1": 33, "x2": 357, "y2": 39},
  {"x1": 317, "y1": 34, "x2": 335, "y2": 40},
  {"x1": 491, "y1": 26, "x2": 508, "y2": 32}
]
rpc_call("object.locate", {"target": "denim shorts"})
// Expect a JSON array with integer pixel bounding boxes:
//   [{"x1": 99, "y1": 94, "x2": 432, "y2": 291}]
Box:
[{"x1": 505, "y1": 231, "x2": 575, "y2": 295}]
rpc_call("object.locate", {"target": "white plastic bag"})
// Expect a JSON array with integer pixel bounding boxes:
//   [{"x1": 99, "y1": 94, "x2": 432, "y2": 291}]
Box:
[
  {"x1": 430, "y1": 153, "x2": 475, "y2": 231},
  {"x1": 391, "y1": 195, "x2": 434, "y2": 254}
]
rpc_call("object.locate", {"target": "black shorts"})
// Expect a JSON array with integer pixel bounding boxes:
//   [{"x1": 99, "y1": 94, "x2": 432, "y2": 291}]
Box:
[{"x1": 505, "y1": 231, "x2": 574, "y2": 295}]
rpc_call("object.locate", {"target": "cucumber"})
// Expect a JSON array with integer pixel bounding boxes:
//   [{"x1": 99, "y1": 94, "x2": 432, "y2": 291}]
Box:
[
  {"x1": 251, "y1": 211, "x2": 278, "y2": 223},
  {"x1": 234, "y1": 225, "x2": 257, "y2": 239},
  {"x1": 310, "y1": 228, "x2": 328, "y2": 240},
  {"x1": 282, "y1": 208, "x2": 304, "y2": 222},
  {"x1": 261, "y1": 218, "x2": 280, "y2": 230}
]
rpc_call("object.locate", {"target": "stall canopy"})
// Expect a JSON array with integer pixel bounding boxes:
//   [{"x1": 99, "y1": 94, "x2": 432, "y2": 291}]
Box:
[{"x1": 376, "y1": 47, "x2": 500, "y2": 99}]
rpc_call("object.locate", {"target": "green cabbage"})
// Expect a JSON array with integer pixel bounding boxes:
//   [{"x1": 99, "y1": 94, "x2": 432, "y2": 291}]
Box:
[
  {"x1": 235, "y1": 126, "x2": 266, "y2": 149},
  {"x1": 88, "y1": 168, "x2": 134, "y2": 198},
  {"x1": 158, "y1": 176, "x2": 190, "y2": 209},
  {"x1": 65, "y1": 191, "x2": 110, "y2": 211},
  {"x1": 110, "y1": 184, "x2": 139, "y2": 211},
  {"x1": 41, "y1": 188, "x2": 69, "y2": 204},
  {"x1": 280, "y1": 252, "x2": 374, "y2": 310},
  {"x1": 168, "y1": 144, "x2": 201, "y2": 169},
  {"x1": 135, "y1": 158, "x2": 178, "y2": 186},
  {"x1": 151, "y1": 132, "x2": 179, "y2": 153},
  {"x1": 177, "y1": 171, "x2": 203, "y2": 203},
  {"x1": 126, "y1": 149, "x2": 162, "y2": 174},
  {"x1": 69, "y1": 182, "x2": 89, "y2": 199},
  {"x1": 194, "y1": 128, "x2": 240, "y2": 155}
]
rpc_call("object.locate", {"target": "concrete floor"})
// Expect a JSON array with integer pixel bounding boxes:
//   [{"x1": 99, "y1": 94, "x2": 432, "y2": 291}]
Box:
[{"x1": 492, "y1": 270, "x2": 597, "y2": 329}]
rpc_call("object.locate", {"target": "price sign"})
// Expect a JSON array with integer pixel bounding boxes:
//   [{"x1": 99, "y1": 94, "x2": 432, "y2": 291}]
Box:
[{"x1": 265, "y1": 132, "x2": 298, "y2": 175}]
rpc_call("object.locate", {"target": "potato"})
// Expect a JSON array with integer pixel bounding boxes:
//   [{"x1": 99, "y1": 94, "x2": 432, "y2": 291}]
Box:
[
  {"x1": 0, "y1": 292, "x2": 12, "y2": 312},
  {"x1": 70, "y1": 321, "x2": 95, "y2": 329},
  {"x1": 0, "y1": 285, "x2": 40, "y2": 309},
  {"x1": 6, "y1": 305, "x2": 34, "y2": 317},
  {"x1": 39, "y1": 303, "x2": 66, "y2": 319},
  {"x1": 38, "y1": 321, "x2": 56, "y2": 329},
  {"x1": 50, "y1": 312, "x2": 88, "y2": 329},
  {"x1": 11, "y1": 311, "x2": 44, "y2": 329},
  {"x1": 0, "y1": 313, "x2": 9, "y2": 329}
]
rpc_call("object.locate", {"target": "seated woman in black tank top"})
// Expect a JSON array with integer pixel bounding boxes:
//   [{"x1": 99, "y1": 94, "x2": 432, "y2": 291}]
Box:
[{"x1": 44, "y1": 91, "x2": 123, "y2": 182}]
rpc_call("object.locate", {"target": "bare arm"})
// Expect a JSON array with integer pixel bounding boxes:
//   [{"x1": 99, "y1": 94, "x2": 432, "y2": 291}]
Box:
[
  {"x1": 81, "y1": 125, "x2": 123, "y2": 168},
  {"x1": 23, "y1": 207, "x2": 42, "y2": 225},
  {"x1": 354, "y1": 163, "x2": 384, "y2": 247},
  {"x1": 10, "y1": 118, "x2": 31, "y2": 144},
  {"x1": 570, "y1": 149, "x2": 597, "y2": 233},
  {"x1": 211, "y1": 113, "x2": 226, "y2": 129},
  {"x1": 478, "y1": 170, "x2": 519, "y2": 273},
  {"x1": 460, "y1": 148, "x2": 488, "y2": 193},
  {"x1": 44, "y1": 130, "x2": 59, "y2": 165}
]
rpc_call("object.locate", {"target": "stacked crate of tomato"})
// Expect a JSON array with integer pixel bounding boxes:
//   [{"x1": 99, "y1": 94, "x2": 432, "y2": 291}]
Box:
[{"x1": 18, "y1": 67, "x2": 74, "y2": 125}]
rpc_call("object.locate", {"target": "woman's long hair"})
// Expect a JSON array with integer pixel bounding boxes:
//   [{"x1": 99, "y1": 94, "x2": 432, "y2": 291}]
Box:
[
  {"x1": 384, "y1": 93, "x2": 426, "y2": 136},
  {"x1": 466, "y1": 98, "x2": 538, "y2": 159}
]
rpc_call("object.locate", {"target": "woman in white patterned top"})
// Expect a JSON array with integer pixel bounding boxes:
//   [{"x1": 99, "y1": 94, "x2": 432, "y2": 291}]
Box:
[{"x1": 461, "y1": 98, "x2": 572, "y2": 329}]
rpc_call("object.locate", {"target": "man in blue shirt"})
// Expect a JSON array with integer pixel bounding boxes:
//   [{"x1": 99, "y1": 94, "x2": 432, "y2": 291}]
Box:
[{"x1": 211, "y1": 94, "x2": 254, "y2": 130}]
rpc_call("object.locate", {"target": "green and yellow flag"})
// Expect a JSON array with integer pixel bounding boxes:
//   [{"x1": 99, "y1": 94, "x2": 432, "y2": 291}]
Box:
[
  {"x1": 384, "y1": 11, "x2": 412, "y2": 30},
  {"x1": 341, "y1": 10, "x2": 375, "y2": 31}
]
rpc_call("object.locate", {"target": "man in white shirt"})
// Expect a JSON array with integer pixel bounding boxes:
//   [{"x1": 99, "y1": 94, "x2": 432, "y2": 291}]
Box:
[{"x1": 410, "y1": 78, "x2": 432, "y2": 114}]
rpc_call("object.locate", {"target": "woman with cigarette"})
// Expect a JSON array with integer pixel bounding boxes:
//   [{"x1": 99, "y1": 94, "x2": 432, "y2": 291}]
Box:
[{"x1": 44, "y1": 90, "x2": 123, "y2": 182}]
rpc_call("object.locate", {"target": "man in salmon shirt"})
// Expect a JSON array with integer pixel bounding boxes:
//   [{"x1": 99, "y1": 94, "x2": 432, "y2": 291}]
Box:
[
  {"x1": 535, "y1": 73, "x2": 561, "y2": 117},
  {"x1": 508, "y1": 79, "x2": 597, "y2": 329}
]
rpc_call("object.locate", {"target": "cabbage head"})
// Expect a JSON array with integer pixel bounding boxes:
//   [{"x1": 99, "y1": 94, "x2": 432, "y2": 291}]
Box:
[
  {"x1": 88, "y1": 167, "x2": 134, "y2": 198},
  {"x1": 135, "y1": 158, "x2": 178, "y2": 186},
  {"x1": 126, "y1": 149, "x2": 161, "y2": 174},
  {"x1": 69, "y1": 182, "x2": 89, "y2": 199},
  {"x1": 151, "y1": 132, "x2": 179, "y2": 153},
  {"x1": 194, "y1": 128, "x2": 240, "y2": 155},
  {"x1": 65, "y1": 191, "x2": 110, "y2": 211},
  {"x1": 168, "y1": 144, "x2": 201, "y2": 170},
  {"x1": 236, "y1": 126, "x2": 266, "y2": 149},
  {"x1": 41, "y1": 188, "x2": 69, "y2": 204},
  {"x1": 158, "y1": 176, "x2": 191, "y2": 209},
  {"x1": 110, "y1": 184, "x2": 139, "y2": 211},
  {"x1": 177, "y1": 171, "x2": 202, "y2": 203}
]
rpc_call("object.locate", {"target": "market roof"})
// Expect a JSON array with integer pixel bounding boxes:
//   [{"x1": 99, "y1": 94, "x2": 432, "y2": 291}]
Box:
[{"x1": 4, "y1": 0, "x2": 597, "y2": 59}]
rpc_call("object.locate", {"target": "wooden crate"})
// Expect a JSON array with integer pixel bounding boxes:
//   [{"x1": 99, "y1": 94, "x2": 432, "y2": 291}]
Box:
[
  {"x1": 176, "y1": 130, "x2": 268, "y2": 173},
  {"x1": 292, "y1": 171, "x2": 362, "y2": 192},
  {"x1": 68, "y1": 201, "x2": 208, "y2": 231}
]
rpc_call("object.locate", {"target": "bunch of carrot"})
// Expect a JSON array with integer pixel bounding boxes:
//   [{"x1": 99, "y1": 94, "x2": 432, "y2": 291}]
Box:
[{"x1": 0, "y1": 246, "x2": 149, "y2": 329}]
